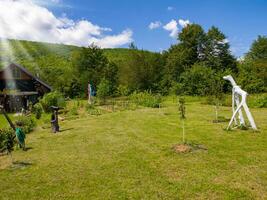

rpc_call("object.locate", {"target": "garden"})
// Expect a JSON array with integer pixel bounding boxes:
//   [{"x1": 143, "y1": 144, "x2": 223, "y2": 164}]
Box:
[{"x1": 0, "y1": 92, "x2": 267, "y2": 199}]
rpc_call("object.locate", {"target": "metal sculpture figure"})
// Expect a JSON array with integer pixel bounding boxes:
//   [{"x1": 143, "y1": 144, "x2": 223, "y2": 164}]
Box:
[
  {"x1": 88, "y1": 82, "x2": 95, "y2": 104},
  {"x1": 223, "y1": 75, "x2": 257, "y2": 130}
]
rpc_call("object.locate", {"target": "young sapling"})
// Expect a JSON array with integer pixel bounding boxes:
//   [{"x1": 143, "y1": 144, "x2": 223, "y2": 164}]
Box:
[{"x1": 178, "y1": 97, "x2": 186, "y2": 143}]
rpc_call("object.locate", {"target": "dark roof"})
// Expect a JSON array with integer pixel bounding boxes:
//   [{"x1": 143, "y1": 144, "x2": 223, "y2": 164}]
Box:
[
  {"x1": 0, "y1": 91, "x2": 38, "y2": 96},
  {"x1": 0, "y1": 63, "x2": 52, "y2": 91}
]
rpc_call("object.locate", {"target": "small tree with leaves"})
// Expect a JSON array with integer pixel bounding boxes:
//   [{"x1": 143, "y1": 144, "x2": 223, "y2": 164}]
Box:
[
  {"x1": 97, "y1": 79, "x2": 111, "y2": 105},
  {"x1": 209, "y1": 71, "x2": 226, "y2": 122},
  {"x1": 2, "y1": 129, "x2": 16, "y2": 164},
  {"x1": 178, "y1": 97, "x2": 186, "y2": 143}
]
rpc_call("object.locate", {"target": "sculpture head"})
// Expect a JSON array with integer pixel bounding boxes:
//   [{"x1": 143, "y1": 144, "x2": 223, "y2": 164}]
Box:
[
  {"x1": 223, "y1": 75, "x2": 237, "y2": 86},
  {"x1": 223, "y1": 75, "x2": 232, "y2": 81}
]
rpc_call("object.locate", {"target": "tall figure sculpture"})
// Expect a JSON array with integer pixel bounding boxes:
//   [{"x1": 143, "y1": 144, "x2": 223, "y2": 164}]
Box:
[{"x1": 223, "y1": 75, "x2": 257, "y2": 130}]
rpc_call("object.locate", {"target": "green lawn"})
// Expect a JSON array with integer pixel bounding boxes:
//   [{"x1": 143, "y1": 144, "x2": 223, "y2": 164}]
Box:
[{"x1": 0, "y1": 98, "x2": 267, "y2": 199}]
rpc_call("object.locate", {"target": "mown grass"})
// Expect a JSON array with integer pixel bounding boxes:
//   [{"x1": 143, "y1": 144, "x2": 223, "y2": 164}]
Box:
[{"x1": 0, "y1": 97, "x2": 267, "y2": 199}]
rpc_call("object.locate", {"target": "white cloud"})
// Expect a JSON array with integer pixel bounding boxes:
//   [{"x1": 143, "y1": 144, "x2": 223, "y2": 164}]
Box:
[
  {"x1": 90, "y1": 29, "x2": 133, "y2": 48},
  {"x1": 178, "y1": 19, "x2": 190, "y2": 28},
  {"x1": 218, "y1": 38, "x2": 229, "y2": 44},
  {"x1": 163, "y1": 20, "x2": 178, "y2": 38},
  {"x1": 32, "y1": 0, "x2": 69, "y2": 8},
  {"x1": 163, "y1": 19, "x2": 191, "y2": 38},
  {"x1": 167, "y1": 6, "x2": 174, "y2": 11},
  {"x1": 0, "y1": 0, "x2": 133, "y2": 48},
  {"x1": 148, "y1": 21, "x2": 162, "y2": 30}
]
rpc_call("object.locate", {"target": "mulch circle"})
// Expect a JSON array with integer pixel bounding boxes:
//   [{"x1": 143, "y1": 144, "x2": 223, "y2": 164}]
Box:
[
  {"x1": 173, "y1": 143, "x2": 208, "y2": 154},
  {"x1": 173, "y1": 144, "x2": 192, "y2": 153}
]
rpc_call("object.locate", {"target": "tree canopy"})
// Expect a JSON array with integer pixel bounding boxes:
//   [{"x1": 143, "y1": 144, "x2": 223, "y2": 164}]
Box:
[{"x1": 0, "y1": 25, "x2": 266, "y2": 97}]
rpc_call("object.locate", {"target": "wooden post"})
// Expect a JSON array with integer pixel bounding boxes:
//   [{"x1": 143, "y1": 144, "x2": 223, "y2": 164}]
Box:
[{"x1": 0, "y1": 105, "x2": 16, "y2": 131}]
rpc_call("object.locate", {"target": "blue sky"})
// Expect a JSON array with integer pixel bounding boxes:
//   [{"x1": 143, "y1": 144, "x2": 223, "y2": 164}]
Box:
[{"x1": 1, "y1": 0, "x2": 267, "y2": 57}]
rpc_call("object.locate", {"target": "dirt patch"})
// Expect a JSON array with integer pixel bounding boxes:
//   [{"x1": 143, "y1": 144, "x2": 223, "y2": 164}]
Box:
[
  {"x1": 173, "y1": 143, "x2": 208, "y2": 154},
  {"x1": 173, "y1": 144, "x2": 192, "y2": 153}
]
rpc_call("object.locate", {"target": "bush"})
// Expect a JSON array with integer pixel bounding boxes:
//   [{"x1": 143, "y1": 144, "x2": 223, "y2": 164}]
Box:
[
  {"x1": 180, "y1": 63, "x2": 215, "y2": 96},
  {"x1": 69, "y1": 105, "x2": 79, "y2": 116},
  {"x1": 117, "y1": 85, "x2": 131, "y2": 96},
  {"x1": 97, "y1": 79, "x2": 112, "y2": 104},
  {"x1": 169, "y1": 82, "x2": 184, "y2": 95},
  {"x1": 40, "y1": 91, "x2": 66, "y2": 113},
  {"x1": 0, "y1": 128, "x2": 14, "y2": 153},
  {"x1": 254, "y1": 94, "x2": 267, "y2": 108},
  {"x1": 32, "y1": 103, "x2": 43, "y2": 119},
  {"x1": 86, "y1": 103, "x2": 102, "y2": 115},
  {"x1": 130, "y1": 91, "x2": 162, "y2": 108},
  {"x1": 15, "y1": 116, "x2": 36, "y2": 134}
]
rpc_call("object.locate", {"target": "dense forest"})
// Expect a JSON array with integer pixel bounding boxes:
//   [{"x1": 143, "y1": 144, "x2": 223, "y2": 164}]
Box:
[{"x1": 0, "y1": 23, "x2": 266, "y2": 98}]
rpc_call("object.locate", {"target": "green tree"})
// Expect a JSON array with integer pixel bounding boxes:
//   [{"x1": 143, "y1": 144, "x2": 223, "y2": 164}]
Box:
[
  {"x1": 97, "y1": 79, "x2": 111, "y2": 104},
  {"x1": 238, "y1": 60, "x2": 266, "y2": 93},
  {"x1": 125, "y1": 50, "x2": 164, "y2": 92},
  {"x1": 239, "y1": 35, "x2": 267, "y2": 93},
  {"x1": 103, "y1": 62, "x2": 118, "y2": 94},
  {"x1": 204, "y1": 26, "x2": 237, "y2": 72},
  {"x1": 209, "y1": 71, "x2": 226, "y2": 122},
  {"x1": 129, "y1": 42, "x2": 138, "y2": 50},
  {"x1": 178, "y1": 24, "x2": 206, "y2": 61},
  {"x1": 180, "y1": 63, "x2": 215, "y2": 96},
  {"x1": 163, "y1": 24, "x2": 206, "y2": 89},
  {"x1": 246, "y1": 36, "x2": 267, "y2": 60},
  {"x1": 1, "y1": 129, "x2": 16, "y2": 164},
  {"x1": 71, "y1": 44, "x2": 110, "y2": 97}
]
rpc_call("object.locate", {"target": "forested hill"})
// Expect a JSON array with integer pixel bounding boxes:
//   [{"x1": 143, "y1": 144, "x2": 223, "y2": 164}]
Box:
[
  {"x1": 0, "y1": 23, "x2": 266, "y2": 97},
  {"x1": 0, "y1": 39, "x2": 136, "y2": 68},
  {"x1": 0, "y1": 39, "x2": 163, "y2": 97}
]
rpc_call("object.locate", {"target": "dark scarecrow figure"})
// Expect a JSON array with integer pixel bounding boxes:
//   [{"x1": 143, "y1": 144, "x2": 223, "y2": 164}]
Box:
[{"x1": 51, "y1": 106, "x2": 60, "y2": 133}]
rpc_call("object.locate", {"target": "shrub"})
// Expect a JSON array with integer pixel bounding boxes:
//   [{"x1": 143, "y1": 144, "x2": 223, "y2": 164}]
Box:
[
  {"x1": 255, "y1": 94, "x2": 267, "y2": 108},
  {"x1": 0, "y1": 128, "x2": 15, "y2": 153},
  {"x1": 169, "y1": 82, "x2": 184, "y2": 96},
  {"x1": 69, "y1": 105, "x2": 79, "y2": 116},
  {"x1": 32, "y1": 103, "x2": 43, "y2": 119},
  {"x1": 86, "y1": 103, "x2": 101, "y2": 115},
  {"x1": 180, "y1": 63, "x2": 215, "y2": 96},
  {"x1": 15, "y1": 116, "x2": 36, "y2": 134},
  {"x1": 117, "y1": 85, "x2": 131, "y2": 96},
  {"x1": 130, "y1": 91, "x2": 162, "y2": 108},
  {"x1": 40, "y1": 91, "x2": 66, "y2": 113},
  {"x1": 97, "y1": 79, "x2": 112, "y2": 104}
]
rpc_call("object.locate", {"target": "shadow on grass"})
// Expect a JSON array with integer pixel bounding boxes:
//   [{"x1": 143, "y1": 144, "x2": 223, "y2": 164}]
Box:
[
  {"x1": 60, "y1": 128, "x2": 74, "y2": 132},
  {"x1": 9, "y1": 161, "x2": 33, "y2": 170},
  {"x1": 24, "y1": 147, "x2": 33, "y2": 151}
]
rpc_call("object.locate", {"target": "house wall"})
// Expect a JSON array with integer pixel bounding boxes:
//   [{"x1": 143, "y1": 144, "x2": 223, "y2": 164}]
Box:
[{"x1": 0, "y1": 80, "x2": 35, "y2": 91}]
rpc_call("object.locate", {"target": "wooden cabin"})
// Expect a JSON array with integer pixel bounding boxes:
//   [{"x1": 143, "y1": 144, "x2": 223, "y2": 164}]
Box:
[{"x1": 0, "y1": 63, "x2": 51, "y2": 112}]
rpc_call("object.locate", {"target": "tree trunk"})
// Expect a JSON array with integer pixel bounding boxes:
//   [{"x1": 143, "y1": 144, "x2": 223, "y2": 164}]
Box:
[
  {"x1": 215, "y1": 105, "x2": 218, "y2": 122},
  {"x1": 182, "y1": 120, "x2": 185, "y2": 144}
]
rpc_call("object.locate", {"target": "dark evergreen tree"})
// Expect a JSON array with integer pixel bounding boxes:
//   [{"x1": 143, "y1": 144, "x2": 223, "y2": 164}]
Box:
[{"x1": 246, "y1": 36, "x2": 267, "y2": 60}]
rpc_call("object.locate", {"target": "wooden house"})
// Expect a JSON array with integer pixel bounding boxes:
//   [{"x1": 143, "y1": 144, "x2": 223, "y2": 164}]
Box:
[{"x1": 0, "y1": 63, "x2": 51, "y2": 112}]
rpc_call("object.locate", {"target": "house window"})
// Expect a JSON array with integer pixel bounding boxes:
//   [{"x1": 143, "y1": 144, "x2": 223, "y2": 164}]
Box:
[{"x1": 12, "y1": 67, "x2": 21, "y2": 79}]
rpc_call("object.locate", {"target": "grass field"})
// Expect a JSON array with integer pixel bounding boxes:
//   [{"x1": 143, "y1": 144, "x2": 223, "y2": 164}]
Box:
[{"x1": 0, "y1": 97, "x2": 267, "y2": 199}]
